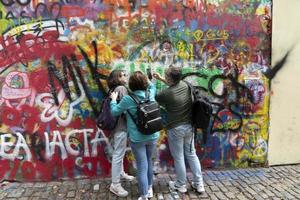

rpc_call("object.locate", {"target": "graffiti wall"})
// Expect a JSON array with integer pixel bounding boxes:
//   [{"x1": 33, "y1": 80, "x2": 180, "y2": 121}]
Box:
[
  {"x1": 268, "y1": 0, "x2": 300, "y2": 166},
  {"x1": 0, "y1": 0, "x2": 272, "y2": 181}
]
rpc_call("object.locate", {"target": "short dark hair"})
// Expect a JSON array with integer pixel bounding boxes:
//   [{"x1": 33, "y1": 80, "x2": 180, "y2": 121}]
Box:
[
  {"x1": 165, "y1": 67, "x2": 182, "y2": 84},
  {"x1": 129, "y1": 71, "x2": 148, "y2": 91},
  {"x1": 107, "y1": 69, "x2": 125, "y2": 89}
]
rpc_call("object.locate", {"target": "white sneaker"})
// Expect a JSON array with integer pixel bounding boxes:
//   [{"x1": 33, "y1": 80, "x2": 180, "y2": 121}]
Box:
[
  {"x1": 191, "y1": 182, "x2": 205, "y2": 194},
  {"x1": 120, "y1": 172, "x2": 135, "y2": 181},
  {"x1": 138, "y1": 196, "x2": 148, "y2": 200},
  {"x1": 147, "y1": 187, "x2": 153, "y2": 198},
  {"x1": 168, "y1": 181, "x2": 187, "y2": 193},
  {"x1": 109, "y1": 183, "x2": 128, "y2": 197}
]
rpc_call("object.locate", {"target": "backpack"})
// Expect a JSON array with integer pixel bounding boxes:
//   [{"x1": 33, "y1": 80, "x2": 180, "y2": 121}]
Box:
[
  {"x1": 184, "y1": 81, "x2": 212, "y2": 144},
  {"x1": 96, "y1": 88, "x2": 120, "y2": 131},
  {"x1": 128, "y1": 91, "x2": 163, "y2": 135}
]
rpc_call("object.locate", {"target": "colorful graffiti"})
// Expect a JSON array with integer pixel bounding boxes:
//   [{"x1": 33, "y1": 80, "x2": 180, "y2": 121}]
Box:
[{"x1": 0, "y1": 0, "x2": 272, "y2": 181}]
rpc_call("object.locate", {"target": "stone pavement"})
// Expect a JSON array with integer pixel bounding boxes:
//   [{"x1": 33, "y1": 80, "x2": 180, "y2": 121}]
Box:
[{"x1": 1, "y1": 165, "x2": 300, "y2": 200}]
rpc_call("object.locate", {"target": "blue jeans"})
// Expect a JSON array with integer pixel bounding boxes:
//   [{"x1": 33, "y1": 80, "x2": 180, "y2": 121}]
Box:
[
  {"x1": 111, "y1": 131, "x2": 128, "y2": 184},
  {"x1": 168, "y1": 123, "x2": 204, "y2": 186},
  {"x1": 131, "y1": 139, "x2": 157, "y2": 196}
]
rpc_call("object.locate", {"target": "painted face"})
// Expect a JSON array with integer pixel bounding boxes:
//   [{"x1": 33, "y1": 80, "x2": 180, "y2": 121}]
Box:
[{"x1": 162, "y1": 42, "x2": 171, "y2": 52}]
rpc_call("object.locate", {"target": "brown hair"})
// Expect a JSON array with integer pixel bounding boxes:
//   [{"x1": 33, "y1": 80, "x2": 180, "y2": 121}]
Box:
[
  {"x1": 107, "y1": 69, "x2": 126, "y2": 89},
  {"x1": 129, "y1": 71, "x2": 148, "y2": 91},
  {"x1": 165, "y1": 67, "x2": 182, "y2": 85}
]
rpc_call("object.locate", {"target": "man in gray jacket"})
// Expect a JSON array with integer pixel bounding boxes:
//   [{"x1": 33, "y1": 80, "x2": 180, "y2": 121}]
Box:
[{"x1": 153, "y1": 67, "x2": 205, "y2": 194}]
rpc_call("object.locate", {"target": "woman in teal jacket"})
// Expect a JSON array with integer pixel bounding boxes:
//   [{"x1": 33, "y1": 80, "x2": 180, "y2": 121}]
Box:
[{"x1": 110, "y1": 71, "x2": 159, "y2": 200}]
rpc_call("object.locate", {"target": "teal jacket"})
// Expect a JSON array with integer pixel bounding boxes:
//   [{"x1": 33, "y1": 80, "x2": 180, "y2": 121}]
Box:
[{"x1": 110, "y1": 82, "x2": 160, "y2": 143}]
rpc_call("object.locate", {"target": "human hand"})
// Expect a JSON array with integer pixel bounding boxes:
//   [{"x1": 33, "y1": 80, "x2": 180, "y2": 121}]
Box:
[
  {"x1": 110, "y1": 92, "x2": 118, "y2": 101},
  {"x1": 153, "y1": 73, "x2": 163, "y2": 80}
]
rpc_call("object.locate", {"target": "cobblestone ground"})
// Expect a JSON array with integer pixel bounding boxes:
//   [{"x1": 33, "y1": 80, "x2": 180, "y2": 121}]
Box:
[{"x1": 1, "y1": 165, "x2": 300, "y2": 200}]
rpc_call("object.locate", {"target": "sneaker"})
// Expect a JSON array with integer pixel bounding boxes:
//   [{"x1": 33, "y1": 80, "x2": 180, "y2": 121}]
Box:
[
  {"x1": 147, "y1": 187, "x2": 153, "y2": 198},
  {"x1": 120, "y1": 172, "x2": 135, "y2": 181},
  {"x1": 109, "y1": 183, "x2": 128, "y2": 197},
  {"x1": 191, "y1": 182, "x2": 205, "y2": 194},
  {"x1": 168, "y1": 181, "x2": 187, "y2": 193},
  {"x1": 138, "y1": 196, "x2": 148, "y2": 200}
]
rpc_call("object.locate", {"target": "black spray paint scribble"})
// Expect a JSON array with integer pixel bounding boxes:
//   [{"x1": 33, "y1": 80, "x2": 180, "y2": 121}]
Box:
[
  {"x1": 78, "y1": 41, "x2": 107, "y2": 96},
  {"x1": 181, "y1": 49, "x2": 292, "y2": 136},
  {"x1": 0, "y1": 0, "x2": 31, "y2": 7},
  {"x1": 0, "y1": 2, "x2": 61, "y2": 20},
  {"x1": 182, "y1": 70, "x2": 254, "y2": 135},
  {"x1": 263, "y1": 51, "x2": 290, "y2": 80},
  {"x1": 47, "y1": 41, "x2": 108, "y2": 117}
]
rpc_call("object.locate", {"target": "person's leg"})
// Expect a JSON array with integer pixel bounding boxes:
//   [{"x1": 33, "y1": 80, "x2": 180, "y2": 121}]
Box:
[
  {"x1": 182, "y1": 124, "x2": 204, "y2": 188},
  {"x1": 145, "y1": 139, "x2": 157, "y2": 188},
  {"x1": 111, "y1": 131, "x2": 127, "y2": 184},
  {"x1": 110, "y1": 131, "x2": 129, "y2": 197},
  {"x1": 144, "y1": 139, "x2": 157, "y2": 198},
  {"x1": 168, "y1": 126, "x2": 186, "y2": 186},
  {"x1": 131, "y1": 141, "x2": 149, "y2": 197}
]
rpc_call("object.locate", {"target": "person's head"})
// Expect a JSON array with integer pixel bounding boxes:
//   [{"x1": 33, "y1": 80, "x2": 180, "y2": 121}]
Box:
[
  {"x1": 165, "y1": 67, "x2": 182, "y2": 85},
  {"x1": 161, "y1": 40, "x2": 172, "y2": 52},
  {"x1": 129, "y1": 71, "x2": 148, "y2": 91},
  {"x1": 107, "y1": 69, "x2": 127, "y2": 89}
]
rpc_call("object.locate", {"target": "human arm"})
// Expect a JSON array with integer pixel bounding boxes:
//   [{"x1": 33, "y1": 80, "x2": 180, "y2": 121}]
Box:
[
  {"x1": 110, "y1": 93, "x2": 130, "y2": 117},
  {"x1": 152, "y1": 73, "x2": 169, "y2": 105},
  {"x1": 114, "y1": 85, "x2": 128, "y2": 100},
  {"x1": 153, "y1": 72, "x2": 168, "y2": 85}
]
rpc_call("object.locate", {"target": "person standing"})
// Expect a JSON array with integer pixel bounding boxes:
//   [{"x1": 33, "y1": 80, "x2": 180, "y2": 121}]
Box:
[
  {"x1": 110, "y1": 71, "x2": 159, "y2": 200},
  {"x1": 107, "y1": 70, "x2": 134, "y2": 197},
  {"x1": 153, "y1": 67, "x2": 205, "y2": 194}
]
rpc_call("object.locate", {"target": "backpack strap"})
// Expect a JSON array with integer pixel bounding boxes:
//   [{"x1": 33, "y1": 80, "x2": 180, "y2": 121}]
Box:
[
  {"x1": 127, "y1": 110, "x2": 137, "y2": 127},
  {"x1": 128, "y1": 90, "x2": 150, "y2": 104},
  {"x1": 127, "y1": 92, "x2": 140, "y2": 126},
  {"x1": 183, "y1": 80, "x2": 197, "y2": 152},
  {"x1": 183, "y1": 80, "x2": 195, "y2": 102},
  {"x1": 108, "y1": 85, "x2": 118, "y2": 94},
  {"x1": 105, "y1": 85, "x2": 124, "y2": 123},
  {"x1": 127, "y1": 90, "x2": 149, "y2": 126},
  {"x1": 128, "y1": 92, "x2": 140, "y2": 104}
]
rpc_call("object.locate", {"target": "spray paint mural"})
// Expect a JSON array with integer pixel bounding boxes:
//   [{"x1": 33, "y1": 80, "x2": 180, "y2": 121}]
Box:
[{"x1": 0, "y1": 0, "x2": 272, "y2": 181}]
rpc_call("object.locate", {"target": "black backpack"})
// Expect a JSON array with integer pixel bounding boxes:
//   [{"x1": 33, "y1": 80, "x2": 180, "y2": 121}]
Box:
[
  {"x1": 185, "y1": 81, "x2": 212, "y2": 144},
  {"x1": 128, "y1": 91, "x2": 163, "y2": 135}
]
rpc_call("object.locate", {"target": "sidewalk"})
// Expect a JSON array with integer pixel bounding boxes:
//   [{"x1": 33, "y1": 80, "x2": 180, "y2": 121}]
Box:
[{"x1": 1, "y1": 165, "x2": 300, "y2": 200}]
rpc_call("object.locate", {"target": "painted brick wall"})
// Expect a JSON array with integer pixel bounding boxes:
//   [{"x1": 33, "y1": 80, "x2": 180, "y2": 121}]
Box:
[{"x1": 0, "y1": 0, "x2": 271, "y2": 181}]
